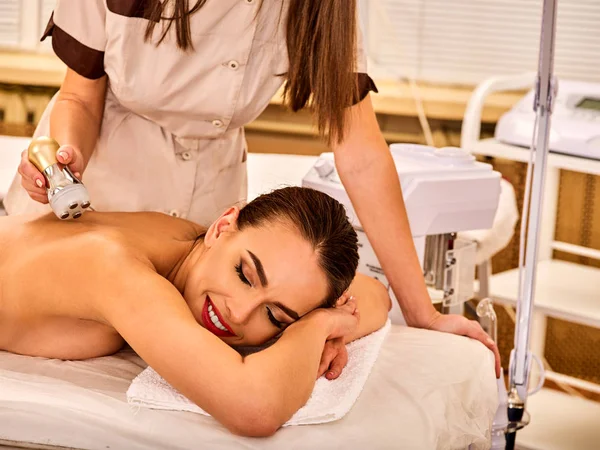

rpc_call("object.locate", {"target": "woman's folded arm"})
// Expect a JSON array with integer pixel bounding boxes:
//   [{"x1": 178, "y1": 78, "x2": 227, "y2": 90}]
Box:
[{"x1": 98, "y1": 259, "x2": 336, "y2": 437}]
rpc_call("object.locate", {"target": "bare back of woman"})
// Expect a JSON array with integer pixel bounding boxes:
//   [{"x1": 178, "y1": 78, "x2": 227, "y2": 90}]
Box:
[{"x1": 0, "y1": 211, "x2": 201, "y2": 359}]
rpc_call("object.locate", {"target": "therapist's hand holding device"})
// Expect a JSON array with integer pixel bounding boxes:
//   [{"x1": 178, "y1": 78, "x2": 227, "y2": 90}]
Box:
[
  {"x1": 24, "y1": 136, "x2": 91, "y2": 220},
  {"x1": 18, "y1": 137, "x2": 86, "y2": 205}
]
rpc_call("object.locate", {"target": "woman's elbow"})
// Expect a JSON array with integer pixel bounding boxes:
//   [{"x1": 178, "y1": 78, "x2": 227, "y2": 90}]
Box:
[
  {"x1": 201, "y1": 373, "x2": 297, "y2": 437},
  {"x1": 214, "y1": 392, "x2": 286, "y2": 437},
  {"x1": 229, "y1": 420, "x2": 280, "y2": 438},
  {"x1": 225, "y1": 406, "x2": 283, "y2": 437},
  {"x1": 369, "y1": 276, "x2": 392, "y2": 313}
]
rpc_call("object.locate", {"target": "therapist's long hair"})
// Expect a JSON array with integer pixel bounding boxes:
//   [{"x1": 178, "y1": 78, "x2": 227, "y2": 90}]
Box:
[{"x1": 144, "y1": 0, "x2": 360, "y2": 145}]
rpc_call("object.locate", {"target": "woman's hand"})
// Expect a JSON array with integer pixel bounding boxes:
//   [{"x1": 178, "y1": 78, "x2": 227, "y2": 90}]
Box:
[
  {"x1": 323, "y1": 297, "x2": 360, "y2": 341},
  {"x1": 18, "y1": 144, "x2": 85, "y2": 204},
  {"x1": 427, "y1": 312, "x2": 502, "y2": 378},
  {"x1": 302, "y1": 296, "x2": 359, "y2": 342},
  {"x1": 308, "y1": 296, "x2": 357, "y2": 380},
  {"x1": 317, "y1": 338, "x2": 348, "y2": 380}
]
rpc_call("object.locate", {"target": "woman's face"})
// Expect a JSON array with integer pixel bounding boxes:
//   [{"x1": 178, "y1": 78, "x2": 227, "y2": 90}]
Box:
[{"x1": 183, "y1": 209, "x2": 330, "y2": 346}]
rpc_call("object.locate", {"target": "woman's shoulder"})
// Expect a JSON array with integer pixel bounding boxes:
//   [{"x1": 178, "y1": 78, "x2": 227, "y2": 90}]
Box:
[
  {"x1": 88, "y1": 211, "x2": 205, "y2": 240},
  {"x1": 79, "y1": 211, "x2": 204, "y2": 276}
]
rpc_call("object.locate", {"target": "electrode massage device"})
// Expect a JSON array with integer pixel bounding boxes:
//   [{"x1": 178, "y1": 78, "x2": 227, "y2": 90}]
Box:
[{"x1": 27, "y1": 136, "x2": 92, "y2": 220}]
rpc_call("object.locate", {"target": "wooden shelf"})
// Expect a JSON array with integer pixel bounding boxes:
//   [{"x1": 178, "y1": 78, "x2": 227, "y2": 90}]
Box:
[
  {"x1": 268, "y1": 79, "x2": 522, "y2": 122},
  {"x1": 246, "y1": 118, "x2": 437, "y2": 144},
  {"x1": 0, "y1": 50, "x2": 66, "y2": 87},
  {"x1": 0, "y1": 51, "x2": 521, "y2": 123}
]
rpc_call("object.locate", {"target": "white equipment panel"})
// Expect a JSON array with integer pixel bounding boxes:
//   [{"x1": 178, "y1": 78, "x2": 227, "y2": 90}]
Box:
[
  {"x1": 496, "y1": 80, "x2": 600, "y2": 160},
  {"x1": 302, "y1": 144, "x2": 501, "y2": 237}
]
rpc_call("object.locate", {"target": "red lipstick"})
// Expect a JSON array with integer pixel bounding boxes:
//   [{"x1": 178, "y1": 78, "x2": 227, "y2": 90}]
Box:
[{"x1": 201, "y1": 296, "x2": 236, "y2": 338}]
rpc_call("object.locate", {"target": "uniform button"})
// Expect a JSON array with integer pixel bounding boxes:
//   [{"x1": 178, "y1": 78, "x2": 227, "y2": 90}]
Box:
[
  {"x1": 227, "y1": 60, "x2": 240, "y2": 70},
  {"x1": 212, "y1": 119, "x2": 224, "y2": 128},
  {"x1": 181, "y1": 151, "x2": 192, "y2": 161},
  {"x1": 169, "y1": 210, "x2": 180, "y2": 218}
]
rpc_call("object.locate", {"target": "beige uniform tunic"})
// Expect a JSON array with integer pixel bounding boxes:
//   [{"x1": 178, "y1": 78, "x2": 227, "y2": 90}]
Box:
[{"x1": 5, "y1": 0, "x2": 376, "y2": 226}]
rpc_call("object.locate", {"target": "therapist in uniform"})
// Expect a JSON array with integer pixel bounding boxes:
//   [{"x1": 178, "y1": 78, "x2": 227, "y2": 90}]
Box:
[{"x1": 6, "y1": 0, "x2": 500, "y2": 374}]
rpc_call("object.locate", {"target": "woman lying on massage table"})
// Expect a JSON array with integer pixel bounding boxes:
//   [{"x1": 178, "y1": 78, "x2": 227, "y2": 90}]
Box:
[{"x1": 0, "y1": 186, "x2": 390, "y2": 437}]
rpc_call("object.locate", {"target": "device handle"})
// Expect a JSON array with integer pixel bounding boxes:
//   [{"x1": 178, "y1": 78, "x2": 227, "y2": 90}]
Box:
[{"x1": 28, "y1": 136, "x2": 60, "y2": 173}]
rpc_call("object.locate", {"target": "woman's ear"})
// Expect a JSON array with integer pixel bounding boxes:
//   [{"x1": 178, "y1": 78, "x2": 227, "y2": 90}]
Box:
[{"x1": 204, "y1": 207, "x2": 240, "y2": 248}]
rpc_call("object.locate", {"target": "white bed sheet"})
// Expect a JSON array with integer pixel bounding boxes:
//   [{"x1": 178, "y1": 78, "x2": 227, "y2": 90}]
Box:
[{"x1": 0, "y1": 326, "x2": 497, "y2": 450}]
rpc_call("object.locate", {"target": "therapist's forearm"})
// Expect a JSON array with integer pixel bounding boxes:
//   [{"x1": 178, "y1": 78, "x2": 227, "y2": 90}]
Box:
[
  {"x1": 50, "y1": 97, "x2": 102, "y2": 168},
  {"x1": 335, "y1": 139, "x2": 437, "y2": 328},
  {"x1": 50, "y1": 73, "x2": 107, "y2": 170}
]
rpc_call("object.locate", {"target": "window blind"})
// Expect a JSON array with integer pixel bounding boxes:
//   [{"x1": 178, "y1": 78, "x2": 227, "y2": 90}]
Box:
[
  {"x1": 361, "y1": 0, "x2": 600, "y2": 85},
  {"x1": 0, "y1": 0, "x2": 20, "y2": 48},
  {"x1": 0, "y1": 0, "x2": 54, "y2": 51}
]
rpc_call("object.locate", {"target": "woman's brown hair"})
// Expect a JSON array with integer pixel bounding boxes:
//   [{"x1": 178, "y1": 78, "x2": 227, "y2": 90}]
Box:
[
  {"x1": 237, "y1": 187, "x2": 359, "y2": 308},
  {"x1": 144, "y1": 0, "x2": 360, "y2": 144}
]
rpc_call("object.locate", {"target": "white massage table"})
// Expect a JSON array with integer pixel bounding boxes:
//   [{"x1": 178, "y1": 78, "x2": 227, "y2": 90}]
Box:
[
  {"x1": 0, "y1": 138, "x2": 498, "y2": 449},
  {"x1": 0, "y1": 328, "x2": 496, "y2": 450}
]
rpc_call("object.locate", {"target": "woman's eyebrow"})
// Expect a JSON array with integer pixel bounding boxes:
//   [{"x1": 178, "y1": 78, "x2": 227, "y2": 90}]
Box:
[
  {"x1": 273, "y1": 302, "x2": 300, "y2": 321},
  {"x1": 247, "y1": 250, "x2": 268, "y2": 287},
  {"x1": 246, "y1": 250, "x2": 299, "y2": 321}
]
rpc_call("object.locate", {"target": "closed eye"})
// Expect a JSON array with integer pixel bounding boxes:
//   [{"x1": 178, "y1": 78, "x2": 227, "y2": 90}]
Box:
[
  {"x1": 235, "y1": 261, "x2": 251, "y2": 286},
  {"x1": 266, "y1": 307, "x2": 285, "y2": 329}
]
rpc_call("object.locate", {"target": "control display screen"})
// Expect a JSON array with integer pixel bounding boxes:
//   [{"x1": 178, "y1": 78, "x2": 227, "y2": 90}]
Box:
[{"x1": 576, "y1": 97, "x2": 600, "y2": 111}]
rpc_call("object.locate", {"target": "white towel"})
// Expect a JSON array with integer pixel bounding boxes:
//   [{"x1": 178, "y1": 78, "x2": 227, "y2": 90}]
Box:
[{"x1": 127, "y1": 319, "x2": 391, "y2": 426}]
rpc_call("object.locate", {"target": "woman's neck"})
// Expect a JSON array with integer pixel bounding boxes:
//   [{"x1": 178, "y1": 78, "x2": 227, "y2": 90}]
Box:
[{"x1": 167, "y1": 235, "x2": 206, "y2": 293}]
